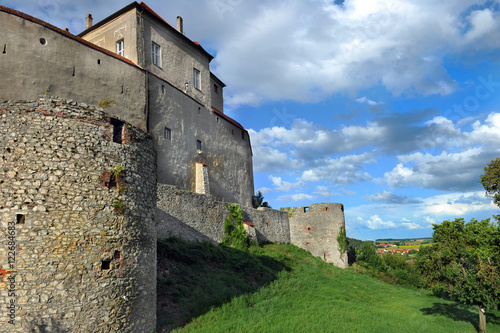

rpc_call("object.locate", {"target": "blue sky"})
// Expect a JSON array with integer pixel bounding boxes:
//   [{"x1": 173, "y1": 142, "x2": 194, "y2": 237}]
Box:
[{"x1": 3, "y1": 0, "x2": 500, "y2": 240}]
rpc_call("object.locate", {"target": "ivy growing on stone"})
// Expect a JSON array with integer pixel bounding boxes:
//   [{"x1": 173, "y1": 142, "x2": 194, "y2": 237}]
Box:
[
  {"x1": 221, "y1": 204, "x2": 249, "y2": 250},
  {"x1": 337, "y1": 226, "x2": 347, "y2": 261}
]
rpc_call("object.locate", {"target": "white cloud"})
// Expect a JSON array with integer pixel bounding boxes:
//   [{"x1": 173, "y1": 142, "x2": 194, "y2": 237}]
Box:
[
  {"x1": 401, "y1": 222, "x2": 425, "y2": 230},
  {"x1": 270, "y1": 176, "x2": 307, "y2": 192},
  {"x1": 301, "y1": 153, "x2": 375, "y2": 183},
  {"x1": 277, "y1": 193, "x2": 316, "y2": 203},
  {"x1": 362, "y1": 215, "x2": 397, "y2": 230},
  {"x1": 423, "y1": 191, "x2": 497, "y2": 216},
  {"x1": 356, "y1": 96, "x2": 379, "y2": 105},
  {"x1": 257, "y1": 187, "x2": 273, "y2": 194},
  {"x1": 364, "y1": 190, "x2": 422, "y2": 204},
  {"x1": 7, "y1": 1, "x2": 500, "y2": 107}
]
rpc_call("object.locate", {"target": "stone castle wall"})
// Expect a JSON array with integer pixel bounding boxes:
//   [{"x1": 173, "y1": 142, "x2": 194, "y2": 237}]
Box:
[
  {"x1": 0, "y1": 98, "x2": 157, "y2": 332},
  {"x1": 288, "y1": 203, "x2": 348, "y2": 269},
  {"x1": 156, "y1": 184, "x2": 290, "y2": 244}
]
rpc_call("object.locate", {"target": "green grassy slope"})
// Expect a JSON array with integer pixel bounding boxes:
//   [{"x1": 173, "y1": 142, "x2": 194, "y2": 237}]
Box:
[{"x1": 157, "y1": 239, "x2": 500, "y2": 333}]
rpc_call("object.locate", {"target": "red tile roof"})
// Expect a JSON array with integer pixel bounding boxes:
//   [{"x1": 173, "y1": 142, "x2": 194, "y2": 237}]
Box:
[{"x1": 212, "y1": 107, "x2": 247, "y2": 132}]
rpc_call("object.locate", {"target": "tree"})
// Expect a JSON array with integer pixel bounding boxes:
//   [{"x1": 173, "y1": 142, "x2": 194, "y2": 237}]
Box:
[
  {"x1": 253, "y1": 191, "x2": 271, "y2": 208},
  {"x1": 416, "y1": 218, "x2": 500, "y2": 333},
  {"x1": 480, "y1": 157, "x2": 500, "y2": 210}
]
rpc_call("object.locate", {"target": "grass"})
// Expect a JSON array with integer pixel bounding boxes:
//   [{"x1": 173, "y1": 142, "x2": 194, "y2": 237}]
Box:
[{"x1": 157, "y1": 239, "x2": 500, "y2": 333}]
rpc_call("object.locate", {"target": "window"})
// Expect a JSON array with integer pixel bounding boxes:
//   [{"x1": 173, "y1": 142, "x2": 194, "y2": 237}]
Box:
[
  {"x1": 152, "y1": 42, "x2": 161, "y2": 67},
  {"x1": 164, "y1": 127, "x2": 171, "y2": 140},
  {"x1": 110, "y1": 118, "x2": 124, "y2": 144},
  {"x1": 116, "y1": 39, "x2": 124, "y2": 56},
  {"x1": 214, "y1": 84, "x2": 218, "y2": 94},
  {"x1": 193, "y1": 68, "x2": 201, "y2": 90},
  {"x1": 196, "y1": 140, "x2": 202, "y2": 151}
]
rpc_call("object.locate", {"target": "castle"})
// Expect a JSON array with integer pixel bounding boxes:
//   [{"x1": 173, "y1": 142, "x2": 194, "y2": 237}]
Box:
[{"x1": 0, "y1": 3, "x2": 347, "y2": 332}]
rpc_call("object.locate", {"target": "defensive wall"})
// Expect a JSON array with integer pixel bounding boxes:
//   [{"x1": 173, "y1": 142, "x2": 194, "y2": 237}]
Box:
[
  {"x1": 288, "y1": 203, "x2": 348, "y2": 268},
  {"x1": 156, "y1": 184, "x2": 290, "y2": 244},
  {"x1": 0, "y1": 98, "x2": 157, "y2": 332}
]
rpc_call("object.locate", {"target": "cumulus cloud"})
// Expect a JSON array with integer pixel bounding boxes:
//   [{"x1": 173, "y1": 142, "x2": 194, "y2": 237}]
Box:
[
  {"x1": 359, "y1": 215, "x2": 397, "y2": 230},
  {"x1": 8, "y1": 1, "x2": 500, "y2": 107},
  {"x1": 270, "y1": 176, "x2": 308, "y2": 192},
  {"x1": 356, "y1": 97, "x2": 380, "y2": 105},
  {"x1": 422, "y1": 191, "x2": 497, "y2": 216},
  {"x1": 277, "y1": 193, "x2": 316, "y2": 203},
  {"x1": 364, "y1": 190, "x2": 423, "y2": 204},
  {"x1": 384, "y1": 148, "x2": 499, "y2": 191}
]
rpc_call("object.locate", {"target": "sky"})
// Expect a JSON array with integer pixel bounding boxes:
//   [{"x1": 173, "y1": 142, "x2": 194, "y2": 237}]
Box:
[{"x1": 3, "y1": 0, "x2": 500, "y2": 240}]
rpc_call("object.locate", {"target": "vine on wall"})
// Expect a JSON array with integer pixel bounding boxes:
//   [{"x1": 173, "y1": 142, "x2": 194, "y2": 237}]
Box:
[
  {"x1": 221, "y1": 204, "x2": 249, "y2": 250},
  {"x1": 337, "y1": 226, "x2": 347, "y2": 261}
]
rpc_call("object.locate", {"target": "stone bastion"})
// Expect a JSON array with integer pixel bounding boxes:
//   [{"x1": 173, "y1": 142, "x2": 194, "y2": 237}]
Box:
[{"x1": 0, "y1": 97, "x2": 157, "y2": 332}]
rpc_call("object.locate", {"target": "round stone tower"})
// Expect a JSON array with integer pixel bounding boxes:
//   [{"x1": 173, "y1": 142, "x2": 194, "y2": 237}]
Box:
[{"x1": 0, "y1": 97, "x2": 157, "y2": 332}]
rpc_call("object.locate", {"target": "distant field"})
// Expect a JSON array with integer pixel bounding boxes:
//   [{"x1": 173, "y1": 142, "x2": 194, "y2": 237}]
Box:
[{"x1": 378, "y1": 243, "x2": 433, "y2": 251}]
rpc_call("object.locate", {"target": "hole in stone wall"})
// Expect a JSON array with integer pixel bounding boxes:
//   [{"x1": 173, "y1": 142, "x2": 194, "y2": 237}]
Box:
[
  {"x1": 304, "y1": 207, "x2": 310, "y2": 213},
  {"x1": 196, "y1": 140, "x2": 202, "y2": 151},
  {"x1": 121, "y1": 85, "x2": 124, "y2": 94},
  {"x1": 72, "y1": 67, "x2": 76, "y2": 77},
  {"x1": 110, "y1": 118, "x2": 124, "y2": 144},
  {"x1": 114, "y1": 250, "x2": 122, "y2": 261},
  {"x1": 39, "y1": 38, "x2": 47, "y2": 45},
  {"x1": 2, "y1": 44, "x2": 6, "y2": 54},
  {"x1": 101, "y1": 260, "x2": 111, "y2": 270},
  {"x1": 162, "y1": 85, "x2": 165, "y2": 93},
  {"x1": 17, "y1": 214, "x2": 25, "y2": 224},
  {"x1": 198, "y1": 107, "x2": 201, "y2": 114},
  {"x1": 5, "y1": 147, "x2": 11, "y2": 153},
  {"x1": 97, "y1": 59, "x2": 101, "y2": 65},
  {"x1": 307, "y1": 227, "x2": 312, "y2": 231}
]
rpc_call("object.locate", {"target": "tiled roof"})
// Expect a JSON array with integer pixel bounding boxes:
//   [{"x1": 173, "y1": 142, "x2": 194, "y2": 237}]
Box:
[
  {"x1": 0, "y1": 5, "x2": 142, "y2": 70},
  {"x1": 212, "y1": 107, "x2": 247, "y2": 132}
]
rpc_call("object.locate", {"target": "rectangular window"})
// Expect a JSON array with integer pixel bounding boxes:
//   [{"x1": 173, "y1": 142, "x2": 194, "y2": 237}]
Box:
[
  {"x1": 164, "y1": 127, "x2": 171, "y2": 140},
  {"x1": 116, "y1": 39, "x2": 124, "y2": 57},
  {"x1": 196, "y1": 140, "x2": 202, "y2": 151},
  {"x1": 152, "y1": 42, "x2": 161, "y2": 67},
  {"x1": 214, "y1": 84, "x2": 218, "y2": 94},
  {"x1": 193, "y1": 68, "x2": 201, "y2": 90}
]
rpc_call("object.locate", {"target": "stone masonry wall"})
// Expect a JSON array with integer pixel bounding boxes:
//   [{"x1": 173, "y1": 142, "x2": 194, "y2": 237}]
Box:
[
  {"x1": 156, "y1": 184, "x2": 290, "y2": 244},
  {"x1": 0, "y1": 97, "x2": 157, "y2": 332},
  {"x1": 288, "y1": 203, "x2": 348, "y2": 269}
]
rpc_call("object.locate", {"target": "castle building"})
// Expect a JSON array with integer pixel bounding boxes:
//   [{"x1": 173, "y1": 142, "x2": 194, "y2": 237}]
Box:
[
  {"x1": 0, "y1": 1, "x2": 254, "y2": 207},
  {"x1": 0, "y1": 3, "x2": 347, "y2": 332}
]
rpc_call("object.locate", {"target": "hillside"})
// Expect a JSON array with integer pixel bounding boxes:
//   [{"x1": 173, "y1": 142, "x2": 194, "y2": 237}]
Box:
[{"x1": 157, "y1": 239, "x2": 500, "y2": 333}]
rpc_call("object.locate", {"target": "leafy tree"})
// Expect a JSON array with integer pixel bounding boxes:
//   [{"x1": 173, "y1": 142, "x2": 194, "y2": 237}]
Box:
[
  {"x1": 480, "y1": 157, "x2": 500, "y2": 216},
  {"x1": 356, "y1": 241, "x2": 384, "y2": 271},
  {"x1": 416, "y1": 218, "x2": 500, "y2": 333},
  {"x1": 253, "y1": 190, "x2": 271, "y2": 208},
  {"x1": 346, "y1": 237, "x2": 363, "y2": 266}
]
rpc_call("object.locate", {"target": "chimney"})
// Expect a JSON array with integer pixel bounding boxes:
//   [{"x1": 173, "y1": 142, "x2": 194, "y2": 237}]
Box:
[
  {"x1": 86, "y1": 14, "x2": 93, "y2": 29},
  {"x1": 176, "y1": 16, "x2": 183, "y2": 34}
]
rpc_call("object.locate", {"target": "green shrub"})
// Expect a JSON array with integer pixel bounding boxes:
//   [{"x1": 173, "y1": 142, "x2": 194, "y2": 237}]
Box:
[{"x1": 221, "y1": 204, "x2": 249, "y2": 250}]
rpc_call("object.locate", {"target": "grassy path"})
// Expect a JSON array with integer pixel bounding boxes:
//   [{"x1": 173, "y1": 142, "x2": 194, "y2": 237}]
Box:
[{"x1": 158, "y1": 241, "x2": 500, "y2": 333}]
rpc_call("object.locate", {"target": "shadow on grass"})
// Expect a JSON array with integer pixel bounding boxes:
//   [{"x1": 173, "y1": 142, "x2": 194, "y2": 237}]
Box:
[
  {"x1": 420, "y1": 302, "x2": 500, "y2": 331},
  {"x1": 156, "y1": 237, "x2": 288, "y2": 332}
]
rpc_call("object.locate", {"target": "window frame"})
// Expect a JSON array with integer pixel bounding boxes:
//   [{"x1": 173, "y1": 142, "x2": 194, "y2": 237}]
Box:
[
  {"x1": 164, "y1": 127, "x2": 171, "y2": 140},
  {"x1": 116, "y1": 39, "x2": 124, "y2": 57},
  {"x1": 152, "y1": 42, "x2": 161, "y2": 67},
  {"x1": 193, "y1": 68, "x2": 201, "y2": 90}
]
